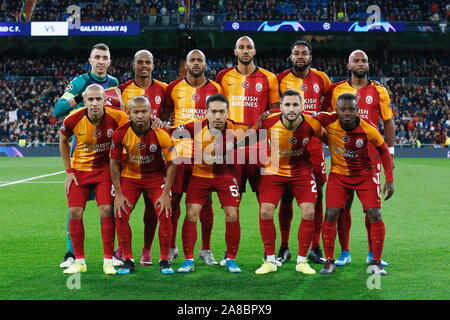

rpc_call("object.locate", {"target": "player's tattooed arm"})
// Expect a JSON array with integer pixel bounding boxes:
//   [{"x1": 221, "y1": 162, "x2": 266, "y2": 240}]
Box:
[
  {"x1": 110, "y1": 158, "x2": 132, "y2": 218},
  {"x1": 155, "y1": 161, "x2": 177, "y2": 218},
  {"x1": 59, "y1": 133, "x2": 78, "y2": 195}
]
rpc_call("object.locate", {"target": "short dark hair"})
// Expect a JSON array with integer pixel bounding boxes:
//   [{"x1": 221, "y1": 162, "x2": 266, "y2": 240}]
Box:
[
  {"x1": 91, "y1": 43, "x2": 110, "y2": 53},
  {"x1": 281, "y1": 89, "x2": 302, "y2": 104},
  {"x1": 337, "y1": 93, "x2": 357, "y2": 105},
  {"x1": 290, "y1": 40, "x2": 312, "y2": 55},
  {"x1": 206, "y1": 94, "x2": 229, "y2": 109}
]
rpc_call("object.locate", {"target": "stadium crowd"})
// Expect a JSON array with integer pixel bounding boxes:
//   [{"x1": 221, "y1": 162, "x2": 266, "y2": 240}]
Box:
[
  {"x1": 3, "y1": 0, "x2": 449, "y2": 22},
  {"x1": 0, "y1": 50, "x2": 448, "y2": 146}
]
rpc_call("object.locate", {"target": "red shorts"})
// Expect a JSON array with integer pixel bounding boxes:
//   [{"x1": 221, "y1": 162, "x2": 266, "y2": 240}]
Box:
[
  {"x1": 185, "y1": 176, "x2": 241, "y2": 207},
  {"x1": 258, "y1": 171, "x2": 318, "y2": 206},
  {"x1": 120, "y1": 175, "x2": 166, "y2": 214},
  {"x1": 171, "y1": 163, "x2": 192, "y2": 194},
  {"x1": 326, "y1": 172, "x2": 381, "y2": 211},
  {"x1": 67, "y1": 168, "x2": 113, "y2": 208}
]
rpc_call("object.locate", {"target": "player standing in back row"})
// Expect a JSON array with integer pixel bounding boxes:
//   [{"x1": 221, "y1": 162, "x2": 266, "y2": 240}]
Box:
[
  {"x1": 216, "y1": 36, "x2": 280, "y2": 264},
  {"x1": 322, "y1": 50, "x2": 395, "y2": 267},
  {"x1": 105, "y1": 50, "x2": 168, "y2": 267},
  {"x1": 165, "y1": 49, "x2": 223, "y2": 265},
  {"x1": 276, "y1": 40, "x2": 331, "y2": 265}
]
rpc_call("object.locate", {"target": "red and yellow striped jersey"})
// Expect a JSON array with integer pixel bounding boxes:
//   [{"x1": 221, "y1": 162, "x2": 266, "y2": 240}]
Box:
[
  {"x1": 277, "y1": 68, "x2": 331, "y2": 113},
  {"x1": 256, "y1": 112, "x2": 322, "y2": 177},
  {"x1": 216, "y1": 66, "x2": 279, "y2": 125},
  {"x1": 61, "y1": 107, "x2": 128, "y2": 171},
  {"x1": 110, "y1": 123, "x2": 176, "y2": 179},
  {"x1": 314, "y1": 112, "x2": 391, "y2": 178},
  {"x1": 170, "y1": 118, "x2": 250, "y2": 179},
  {"x1": 165, "y1": 78, "x2": 223, "y2": 126},
  {"x1": 322, "y1": 80, "x2": 393, "y2": 127}
]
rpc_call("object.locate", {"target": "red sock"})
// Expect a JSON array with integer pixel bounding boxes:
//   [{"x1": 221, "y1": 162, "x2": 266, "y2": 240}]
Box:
[
  {"x1": 143, "y1": 197, "x2": 157, "y2": 251},
  {"x1": 337, "y1": 208, "x2": 351, "y2": 252},
  {"x1": 199, "y1": 201, "x2": 214, "y2": 250},
  {"x1": 69, "y1": 218, "x2": 85, "y2": 259},
  {"x1": 322, "y1": 220, "x2": 337, "y2": 260},
  {"x1": 370, "y1": 220, "x2": 386, "y2": 260},
  {"x1": 225, "y1": 220, "x2": 240, "y2": 259},
  {"x1": 181, "y1": 219, "x2": 197, "y2": 260},
  {"x1": 259, "y1": 217, "x2": 276, "y2": 255},
  {"x1": 115, "y1": 214, "x2": 133, "y2": 260},
  {"x1": 365, "y1": 214, "x2": 373, "y2": 252},
  {"x1": 278, "y1": 199, "x2": 293, "y2": 249},
  {"x1": 157, "y1": 208, "x2": 173, "y2": 261},
  {"x1": 311, "y1": 201, "x2": 324, "y2": 249},
  {"x1": 100, "y1": 217, "x2": 115, "y2": 259},
  {"x1": 298, "y1": 219, "x2": 315, "y2": 257},
  {"x1": 170, "y1": 197, "x2": 181, "y2": 248}
]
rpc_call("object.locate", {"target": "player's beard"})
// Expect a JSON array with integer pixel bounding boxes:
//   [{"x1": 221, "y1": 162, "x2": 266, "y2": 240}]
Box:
[
  {"x1": 188, "y1": 67, "x2": 205, "y2": 78},
  {"x1": 351, "y1": 69, "x2": 368, "y2": 79},
  {"x1": 238, "y1": 56, "x2": 254, "y2": 65},
  {"x1": 292, "y1": 60, "x2": 311, "y2": 72}
]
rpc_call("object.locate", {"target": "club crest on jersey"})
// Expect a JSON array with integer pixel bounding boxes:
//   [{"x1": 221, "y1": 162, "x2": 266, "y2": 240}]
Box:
[
  {"x1": 107, "y1": 129, "x2": 114, "y2": 137},
  {"x1": 93, "y1": 129, "x2": 101, "y2": 138},
  {"x1": 302, "y1": 138, "x2": 310, "y2": 145},
  {"x1": 192, "y1": 93, "x2": 200, "y2": 101},
  {"x1": 242, "y1": 81, "x2": 250, "y2": 89},
  {"x1": 155, "y1": 96, "x2": 161, "y2": 105},
  {"x1": 313, "y1": 84, "x2": 320, "y2": 93},
  {"x1": 342, "y1": 135, "x2": 350, "y2": 143},
  {"x1": 149, "y1": 144, "x2": 157, "y2": 152},
  {"x1": 356, "y1": 139, "x2": 364, "y2": 148},
  {"x1": 137, "y1": 142, "x2": 146, "y2": 149},
  {"x1": 255, "y1": 83, "x2": 263, "y2": 92},
  {"x1": 288, "y1": 137, "x2": 298, "y2": 144},
  {"x1": 366, "y1": 96, "x2": 373, "y2": 104},
  {"x1": 300, "y1": 83, "x2": 308, "y2": 91}
]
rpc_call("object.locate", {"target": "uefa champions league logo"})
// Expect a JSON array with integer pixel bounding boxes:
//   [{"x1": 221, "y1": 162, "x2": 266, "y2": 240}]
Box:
[{"x1": 232, "y1": 22, "x2": 240, "y2": 30}]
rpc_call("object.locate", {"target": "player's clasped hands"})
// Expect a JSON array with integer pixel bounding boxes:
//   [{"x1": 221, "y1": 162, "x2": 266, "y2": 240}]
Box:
[
  {"x1": 65, "y1": 172, "x2": 78, "y2": 195},
  {"x1": 383, "y1": 182, "x2": 394, "y2": 201},
  {"x1": 155, "y1": 194, "x2": 172, "y2": 218},
  {"x1": 114, "y1": 193, "x2": 132, "y2": 218}
]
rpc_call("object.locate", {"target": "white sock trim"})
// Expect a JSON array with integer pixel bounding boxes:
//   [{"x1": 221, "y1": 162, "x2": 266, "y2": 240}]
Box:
[{"x1": 297, "y1": 256, "x2": 306, "y2": 264}]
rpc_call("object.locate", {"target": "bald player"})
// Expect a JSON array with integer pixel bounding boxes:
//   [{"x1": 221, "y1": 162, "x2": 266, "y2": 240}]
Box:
[
  {"x1": 106, "y1": 50, "x2": 168, "y2": 267},
  {"x1": 216, "y1": 36, "x2": 280, "y2": 264},
  {"x1": 322, "y1": 50, "x2": 395, "y2": 267},
  {"x1": 59, "y1": 84, "x2": 128, "y2": 275},
  {"x1": 165, "y1": 49, "x2": 223, "y2": 265}
]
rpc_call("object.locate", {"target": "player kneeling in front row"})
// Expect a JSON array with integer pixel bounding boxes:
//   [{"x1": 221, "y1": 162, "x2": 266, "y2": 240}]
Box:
[
  {"x1": 59, "y1": 84, "x2": 129, "y2": 275},
  {"x1": 172, "y1": 94, "x2": 248, "y2": 274},
  {"x1": 110, "y1": 96, "x2": 178, "y2": 275},
  {"x1": 315, "y1": 93, "x2": 394, "y2": 276},
  {"x1": 246, "y1": 90, "x2": 322, "y2": 275}
]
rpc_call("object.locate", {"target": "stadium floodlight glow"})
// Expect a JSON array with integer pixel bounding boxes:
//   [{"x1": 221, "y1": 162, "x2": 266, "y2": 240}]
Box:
[
  {"x1": 348, "y1": 22, "x2": 397, "y2": 32},
  {"x1": 257, "y1": 21, "x2": 306, "y2": 32}
]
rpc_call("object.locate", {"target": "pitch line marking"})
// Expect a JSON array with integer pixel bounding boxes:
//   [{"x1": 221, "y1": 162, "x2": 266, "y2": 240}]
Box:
[{"x1": 0, "y1": 171, "x2": 65, "y2": 187}]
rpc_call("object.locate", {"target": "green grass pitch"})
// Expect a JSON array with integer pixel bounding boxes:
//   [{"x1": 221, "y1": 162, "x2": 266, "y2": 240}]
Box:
[{"x1": 0, "y1": 157, "x2": 449, "y2": 300}]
